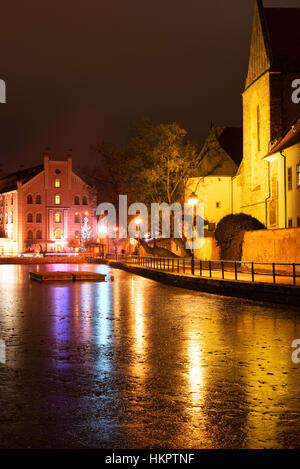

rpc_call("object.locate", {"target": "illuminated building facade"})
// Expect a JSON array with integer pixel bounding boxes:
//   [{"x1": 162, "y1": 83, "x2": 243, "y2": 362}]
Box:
[
  {"x1": 188, "y1": 0, "x2": 300, "y2": 231},
  {"x1": 0, "y1": 154, "x2": 96, "y2": 254}
]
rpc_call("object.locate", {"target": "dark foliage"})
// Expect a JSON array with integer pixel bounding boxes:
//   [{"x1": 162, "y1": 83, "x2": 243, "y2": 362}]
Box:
[{"x1": 215, "y1": 213, "x2": 266, "y2": 260}]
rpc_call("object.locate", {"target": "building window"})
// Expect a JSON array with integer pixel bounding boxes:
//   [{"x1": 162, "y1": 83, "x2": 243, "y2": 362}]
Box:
[
  {"x1": 27, "y1": 230, "x2": 33, "y2": 240},
  {"x1": 55, "y1": 178, "x2": 61, "y2": 188},
  {"x1": 55, "y1": 212, "x2": 61, "y2": 223},
  {"x1": 10, "y1": 212, "x2": 13, "y2": 223},
  {"x1": 74, "y1": 213, "x2": 80, "y2": 223},
  {"x1": 75, "y1": 230, "x2": 80, "y2": 238},
  {"x1": 36, "y1": 213, "x2": 42, "y2": 223},
  {"x1": 10, "y1": 195, "x2": 13, "y2": 205},
  {"x1": 55, "y1": 195, "x2": 61, "y2": 205},
  {"x1": 5, "y1": 213, "x2": 8, "y2": 224},
  {"x1": 27, "y1": 213, "x2": 33, "y2": 223},
  {"x1": 288, "y1": 218, "x2": 293, "y2": 228},
  {"x1": 288, "y1": 167, "x2": 293, "y2": 191},
  {"x1": 55, "y1": 228, "x2": 62, "y2": 239},
  {"x1": 36, "y1": 195, "x2": 42, "y2": 204},
  {"x1": 297, "y1": 164, "x2": 300, "y2": 188},
  {"x1": 27, "y1": 194, "x2": 33, "y2": 204},
  {"x1": 297, "y1": 217, "x2": 300, "y2": 228},
  {"x1": 36, "y1": 230, "x2": 42, "y2": 240},
  {"x1": 74, "y1": 196, "x2": 80, "y2": 205},
  {"x1": 216, "y1": 202, "x2": 221, "y2": 208},
  {"x1": 257, "y1": 105, "x2": 261, "y2": 152},
  {"x1": 82, "y1": 196, "x2": 88, "y2": 205}
]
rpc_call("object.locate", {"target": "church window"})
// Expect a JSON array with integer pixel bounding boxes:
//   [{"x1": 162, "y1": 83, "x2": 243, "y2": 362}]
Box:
[
  {"x1": 55, "y1": 178, "x2": 61, "y2": 188},
  {"x1": 55, "y1": 195, "x2": 61, "y2": 205},
  {"x1": 257, "y1": 105, "x2": 261, "y2": 152},
  {"x1": 55, "y1": 213, "x2": 61, "y2": 223}
]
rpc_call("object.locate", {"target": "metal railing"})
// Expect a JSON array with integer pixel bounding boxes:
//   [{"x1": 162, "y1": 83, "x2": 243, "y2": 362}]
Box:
[{"x1": 105, "y1": 253, "x2": 300, "y2": 286}]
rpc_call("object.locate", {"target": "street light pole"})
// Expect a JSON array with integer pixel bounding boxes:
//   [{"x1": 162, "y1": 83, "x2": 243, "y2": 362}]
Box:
[{"x1": 188, "y1": 191, "x2": 199, "y2": 276}]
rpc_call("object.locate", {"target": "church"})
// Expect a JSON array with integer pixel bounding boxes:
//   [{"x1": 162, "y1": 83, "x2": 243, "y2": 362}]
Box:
[{"x1": 187, "y1": 0, "x2": 300, "y2": 234}]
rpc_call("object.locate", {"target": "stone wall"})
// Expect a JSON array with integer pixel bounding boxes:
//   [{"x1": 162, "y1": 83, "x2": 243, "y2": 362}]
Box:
[{"x1": 242, "y1": 228, "x2": 300, "y2": 264}]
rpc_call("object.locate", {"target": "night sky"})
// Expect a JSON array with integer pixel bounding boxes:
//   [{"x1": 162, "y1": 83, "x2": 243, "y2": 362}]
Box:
[{"x1": 0, "y1": 0, "x2": 297, "y2": 172}]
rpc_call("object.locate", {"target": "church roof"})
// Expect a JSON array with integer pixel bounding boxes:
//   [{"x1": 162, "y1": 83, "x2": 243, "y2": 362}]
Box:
[
  {"x1": 264, "y1": 7, "x2": 300, "y2": 72},
  {"x1": 245, "y1": 1, "x2": 300, "y2": 89},
  {"x1": 215, "y1": 127, "x2": 243, "y2": 167},
  {"x1": 0, "y1": 165, "x2": 43, "y2": 193}
]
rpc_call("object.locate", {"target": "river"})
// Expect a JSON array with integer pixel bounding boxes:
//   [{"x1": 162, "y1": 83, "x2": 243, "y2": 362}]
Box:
[{"x1": 0, "y1": 263, "x2": 299, "y2": 449}]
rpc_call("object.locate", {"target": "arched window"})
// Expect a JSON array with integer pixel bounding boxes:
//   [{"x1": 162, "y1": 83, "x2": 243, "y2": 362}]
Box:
[
  {"x1": 55, "y1": 195, "x2": 61, "y2": 205},
  {"x1": 55, "y1": 212, "x2": 61, "y2": 223},
  {"x1": 27, "y1": 213, "x2": 33, "y2": 223},
  {"x1": 36, "y1": 230, "x2": 42, "y2": 240},
  {"x1": 74, "y1": 213, "x2": 80, "y2": 223},
  {"x1": 36, "y1": 213, "x2": 42, "y2": 223},
  {"x1": 55, "y1": 228, "x2": 62, "y2": 239},
  {"x1": 82, "y1": 196, "x2": 88, "y2": 205},
  {"x1": 27, "y1": 230, "x2": 33, "y2": 240},
  {"x1": 74, "y1": 196, "x2": 80, "y2": 205},
  {"x1": 55, "y1": 178, "x2": 61, "y2": 188},
  {"x1": 27, "y1": 194, "x2": 33, "y2": 204},
  {"x1": 36, "y1": 195, "x2": 42, "y2": 204},
  {"x1": 10, "y1": 195, "x2": 14, "y2": 205}
]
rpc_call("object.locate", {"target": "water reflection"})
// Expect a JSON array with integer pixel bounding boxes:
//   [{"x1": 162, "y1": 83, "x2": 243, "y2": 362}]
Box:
[{"x1": 0, "y1": 263, "x2": 300, "y2": 448}]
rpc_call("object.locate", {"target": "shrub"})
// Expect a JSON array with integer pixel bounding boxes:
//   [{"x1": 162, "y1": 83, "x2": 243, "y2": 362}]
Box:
[{"x1": 215, "y1": 213, "x2": 265, "y2": 260}]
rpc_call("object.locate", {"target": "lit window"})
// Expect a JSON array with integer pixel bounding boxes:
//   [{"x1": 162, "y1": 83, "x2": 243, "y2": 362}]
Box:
[
  {"x1": 288, "y1": 167, "x2": 293, "y2": 191},
  {"x1": 55, "y1": 229, "x2": 62, "y2": 239},
  {"x1": 55, "y1": 213, "x2": 61, "y2": 223},
  {"x1": 75, "y1": 230, "x2": 80, "y2": 238},
  {"x1": 297, "y1": 164, "x2": 300, "y2": 188},
  {"x1": 55, "y1": 195, "x2": 61, "y2": 205},
  {"x1": 36, "y1": 195, "x2": 42, "y2": 204},
  {"x1": 55, "y1": 178, "x2": 61, "y2": 188}
]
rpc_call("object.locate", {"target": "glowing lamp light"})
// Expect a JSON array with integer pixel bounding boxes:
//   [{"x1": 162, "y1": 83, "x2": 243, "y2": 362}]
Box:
[
  {"x1": 114, "y1": 227, "x2": 119, "y2": 232},
  {"x1": 98, "y1": 225, "x2": 107, "y2": 235},
  {"x1": 188, "y1": 192, "x2": 199, "y2": 207},
  {"x1": 135, "y1": 218, "x2": 142, "y2": 225}
]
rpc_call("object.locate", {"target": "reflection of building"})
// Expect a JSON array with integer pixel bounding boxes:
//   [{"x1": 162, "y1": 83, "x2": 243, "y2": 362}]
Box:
[
  {"x1": 187, "y1": 0, "x2": 300, "y2": 230},
  {"x1": 0, "y1": 154, "x2": 96, "y2": 254}
]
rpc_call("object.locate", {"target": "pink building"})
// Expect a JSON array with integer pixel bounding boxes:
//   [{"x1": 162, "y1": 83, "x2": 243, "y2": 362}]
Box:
[{"x1": 0, "y1": 155, "x2": 96, "y2": 255}]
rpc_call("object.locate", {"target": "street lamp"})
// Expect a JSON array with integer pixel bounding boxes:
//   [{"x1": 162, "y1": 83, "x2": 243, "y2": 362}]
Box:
[{"x1": 187, "y1": 191, "x2": 199, "y2": 275}]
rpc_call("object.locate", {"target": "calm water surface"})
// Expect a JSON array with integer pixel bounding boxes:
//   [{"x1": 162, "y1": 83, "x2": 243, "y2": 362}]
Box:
[{"x1": 0, "y1": 263, "x2": 300, "y2": 449}]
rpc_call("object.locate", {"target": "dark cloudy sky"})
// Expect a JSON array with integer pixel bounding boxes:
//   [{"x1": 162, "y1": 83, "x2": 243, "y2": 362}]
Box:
[{"x1": 0, "y1": 0, "x2": 297, "y2": 172}]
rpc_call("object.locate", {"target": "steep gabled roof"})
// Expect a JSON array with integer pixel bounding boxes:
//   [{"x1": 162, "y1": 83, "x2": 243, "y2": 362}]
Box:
[
  {"x1": 193, "y1": 125, "x2": 242, "y2": 177},
  {"x1": 0, "y1": 165, "x2": 43, "y2": 193},
  {"x1": 265, "y1": 113, "x2": 300, "y2": 157},
  {"x1": 246, "y1": 1, "x2": 300, "y2": 89}
]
